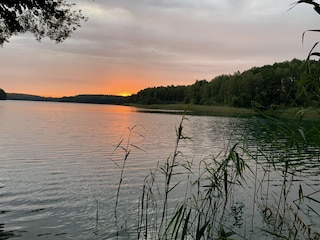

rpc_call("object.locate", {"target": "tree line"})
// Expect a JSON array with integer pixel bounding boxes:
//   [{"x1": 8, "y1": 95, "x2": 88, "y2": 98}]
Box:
[
  {"x1": 2, "y1": 59, "x2": 319, "y2": 108},
  {"x1": 131, "y1": 58, "x2": 320, "y2": 108},
  {"x1": 0, "y1": 88, "x2": 7, "y2": 100},
  {"x1": 6, "y1": 93, "x2": 129, "y2": 105}
]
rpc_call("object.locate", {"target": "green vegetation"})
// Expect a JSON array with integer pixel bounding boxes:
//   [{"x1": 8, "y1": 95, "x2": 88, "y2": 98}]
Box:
[
  {"x1": 112, "y1": 114, "x2": 320, "y2": 239},
  {"x1": 131, "y1": 59, "x2": 320, "y2": 109},
  {"x1": 133, "y1": 104, "x2": 255, "y2": 117},
  {"x1": 0, "y1": 88, "x2": 7, "y2": 100}
]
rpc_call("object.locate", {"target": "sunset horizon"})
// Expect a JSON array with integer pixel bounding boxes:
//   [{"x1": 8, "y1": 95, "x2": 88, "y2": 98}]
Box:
[
  {"x1": 0, "y1": 55, "x2": 305, "y2": 98},
  {"x1": 1, "y1": 1, "x2": 320, "y2": 238},
  {"x1": 1, "y1": 1, "x2": 317, "y2": 99}
]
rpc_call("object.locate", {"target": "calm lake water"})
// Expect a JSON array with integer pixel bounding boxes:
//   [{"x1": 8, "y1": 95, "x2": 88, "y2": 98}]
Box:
[{"x1": 0, "y1": 100, "x2": 319, "y2": 239}]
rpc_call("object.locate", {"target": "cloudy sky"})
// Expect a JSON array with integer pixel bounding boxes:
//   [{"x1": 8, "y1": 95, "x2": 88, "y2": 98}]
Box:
[{"x1": 0, "y1": 0, "x2": 319, "y2": 97}]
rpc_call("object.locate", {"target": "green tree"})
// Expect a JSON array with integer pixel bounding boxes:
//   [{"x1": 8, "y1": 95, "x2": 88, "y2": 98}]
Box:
[
  {"x1": 0, "y1": 88, "x2": 7, "y2": 100},
  {"x1": 0, "y1": 0, "x2": 87, "y2": 45},
  {"x1": 211, "y1": 74, "x2": 230, "y2": 104},
  {"x1": 237, "y1": 70, "x2": 255, "y2": 107},
  {"x1": 187, "y1": 80, "x2": 208, "y2": 104},
  {"x1": 226, "y1": 73, "x2": 239, "y2": 106}
]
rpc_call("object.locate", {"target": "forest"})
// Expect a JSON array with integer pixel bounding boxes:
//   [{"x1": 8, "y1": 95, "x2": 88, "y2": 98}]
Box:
[{"x1": 131, "y1": 59, "x2": 320, "y2": 109}]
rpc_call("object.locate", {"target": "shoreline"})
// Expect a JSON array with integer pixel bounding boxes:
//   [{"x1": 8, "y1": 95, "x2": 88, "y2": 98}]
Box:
[
  {"x1": 128, "y1": 103, "x2": 320, "y2": 120},
  {"x1": 129, "y1": 103, "x2": 256, "y2": 118}
]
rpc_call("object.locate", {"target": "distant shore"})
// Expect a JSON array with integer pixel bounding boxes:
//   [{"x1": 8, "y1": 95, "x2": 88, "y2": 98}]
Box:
[{"x1": 6, "y1": 93, "x2": 320, "y2": 120}]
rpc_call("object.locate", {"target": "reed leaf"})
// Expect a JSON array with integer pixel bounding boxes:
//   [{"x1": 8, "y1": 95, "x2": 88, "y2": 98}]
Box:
[
  {"x1": 181, "y1": 209, "x2": 191, "y2": 240},
  {"x1": 302, "y1": 29, "x2": 320, "y2": 44},
  {"x1": 164, "y1": 204, "x2": 185, "y2": 239},
  {"x1": 261, "y1": 228, "x2": 290, "y2": 239},
  {"x1": 305, "y1": 195, "x2": 320, "y2": 204},
  {"x1": 196, "y1": 220, "x2": 210, "y2": 240},
  {"x1": 306, "y1": 204, "x2": 320, "y2": 217},
  {"x1": 310, "y1": 52, "x2": 320, "y2": 57},
  {"x1": 307, "y1": 42, "x2": 320, "y2": 60},
  {"x1": 129, "y1": 143, "x2": 146, "y2": 152},
  {"x1": 297, "y1": 185, "x2": 304, "y2": 206}
]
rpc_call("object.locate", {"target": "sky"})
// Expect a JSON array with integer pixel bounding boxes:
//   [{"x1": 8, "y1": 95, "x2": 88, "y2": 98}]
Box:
[{"x1": 0, "y1": 0, "x2": 319, "y2": 97}]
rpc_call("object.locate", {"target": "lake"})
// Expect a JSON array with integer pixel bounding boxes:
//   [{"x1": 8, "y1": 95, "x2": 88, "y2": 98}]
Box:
[{"x1": 0, "y1": 100, "x2": 319, "y2": 239}]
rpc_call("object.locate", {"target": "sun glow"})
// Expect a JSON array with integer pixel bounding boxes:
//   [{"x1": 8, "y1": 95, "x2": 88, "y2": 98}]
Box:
[{"x1": 118, "y1": 92, "x2": 132, "y2": 97}]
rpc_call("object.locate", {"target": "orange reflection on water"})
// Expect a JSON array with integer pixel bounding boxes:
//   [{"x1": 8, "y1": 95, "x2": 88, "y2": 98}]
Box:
[{"x1": 101, "y1": 104, "x2": 137, "y2": 113}]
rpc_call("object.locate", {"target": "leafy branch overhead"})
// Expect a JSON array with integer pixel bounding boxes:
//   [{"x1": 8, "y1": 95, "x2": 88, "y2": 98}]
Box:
[
  {"x1": 291, "y1": 0, "x2": 320, "y2": 59},
  {"x1": 289, "y1": 0, "x2": 320, "y2": 104},
  {"x1": 0, "y1": 0, "x2": 87, "y2": 45}
]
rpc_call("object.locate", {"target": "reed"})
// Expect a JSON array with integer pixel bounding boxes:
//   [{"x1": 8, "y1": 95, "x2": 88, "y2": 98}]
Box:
[
  {"x1": 110, "y1": 124, "x2": 146, "y2": 238},
  {"x1": 132, "y1": 116, "x2": 252, "y2": 239},
  {"x1": 111, "y1": 111, "x2": 320, "y2": 239},
  {"x1": 244, "y1": 111, "x2": 320, "y2": 239}
]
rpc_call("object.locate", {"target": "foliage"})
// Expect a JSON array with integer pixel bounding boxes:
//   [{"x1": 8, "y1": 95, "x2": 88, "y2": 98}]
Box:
[
  {"x1": 131, "y1": 85, "x2": 187, "y2": 105},
  {"x1": 132, "y1": 59, "x2": 318, "y2": 108},
  {"x1": 0, "y1": 88, "x2": 7, "y2": 100},
  {"x1": 0, "y1": 0, "x2": 87, "y2": 45},
  {"x1": 112, "y1": 114, "x2": 320, "y2": 239},
  {"x1": 291, "y1": 0, "x2": 320, "y2": 105}
]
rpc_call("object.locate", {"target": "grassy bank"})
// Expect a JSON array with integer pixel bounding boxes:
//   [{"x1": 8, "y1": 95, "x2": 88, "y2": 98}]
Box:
[
  {"x1": 128, "y1": 103, "x2": 320, "y2": 119},
  {"x1": 128, "y1": 103, "x2": 256, "y2": 118},
  {"x1": 266, "y1": 107, "x2": 320, "y2": 119}
]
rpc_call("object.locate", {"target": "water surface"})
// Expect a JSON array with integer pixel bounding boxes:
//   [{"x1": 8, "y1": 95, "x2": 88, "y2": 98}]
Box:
[
  {"x1": 1, "y1": 101, "x2": 319, "y2": 239},
  {"x1": 0, "y1": 101, "x2": 238, "y2": 239}
]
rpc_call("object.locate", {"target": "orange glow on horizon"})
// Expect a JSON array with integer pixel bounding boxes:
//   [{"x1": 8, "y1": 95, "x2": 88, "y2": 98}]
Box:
[
  {"x1": 4, "y1": 67, "x2": 165, "y2": 98},
  {"x1": 5, "y1": 77, "x2": 142, "y2": 98},
  {"x1": 117, "y1": 92, "x2": 132, "y2": 97},
  {"x1": 7, "y1": 88, "x2": 136, "y2": 98},
  {"x1": 25, "y1": 91, "x2": 134, "y2": 98}
]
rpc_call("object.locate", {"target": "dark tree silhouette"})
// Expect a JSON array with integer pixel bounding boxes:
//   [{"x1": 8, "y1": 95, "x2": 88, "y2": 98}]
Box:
[
  {"x1": 0, "y1": 0, "x2": 87, "y2": 45},
  {"x1": 0, "y1": 88, "x2": 7, "y2": 100}
]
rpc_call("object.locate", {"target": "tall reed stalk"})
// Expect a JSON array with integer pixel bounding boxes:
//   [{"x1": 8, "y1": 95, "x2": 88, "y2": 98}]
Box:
[
  {"x1": 111, "y1": 111, "x2": 320, "y2": 239},
  {"x1": 111, "y1": 125, "x2": 145, "y2": 238},
  {"x1": 135, "y1": 116, "x2": 252, "y2": 239}
]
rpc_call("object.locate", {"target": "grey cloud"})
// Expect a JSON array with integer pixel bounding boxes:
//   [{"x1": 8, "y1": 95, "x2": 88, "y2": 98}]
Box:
[{"x1": 44, "y1": 0, "x2": 315, "y2": 66}]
